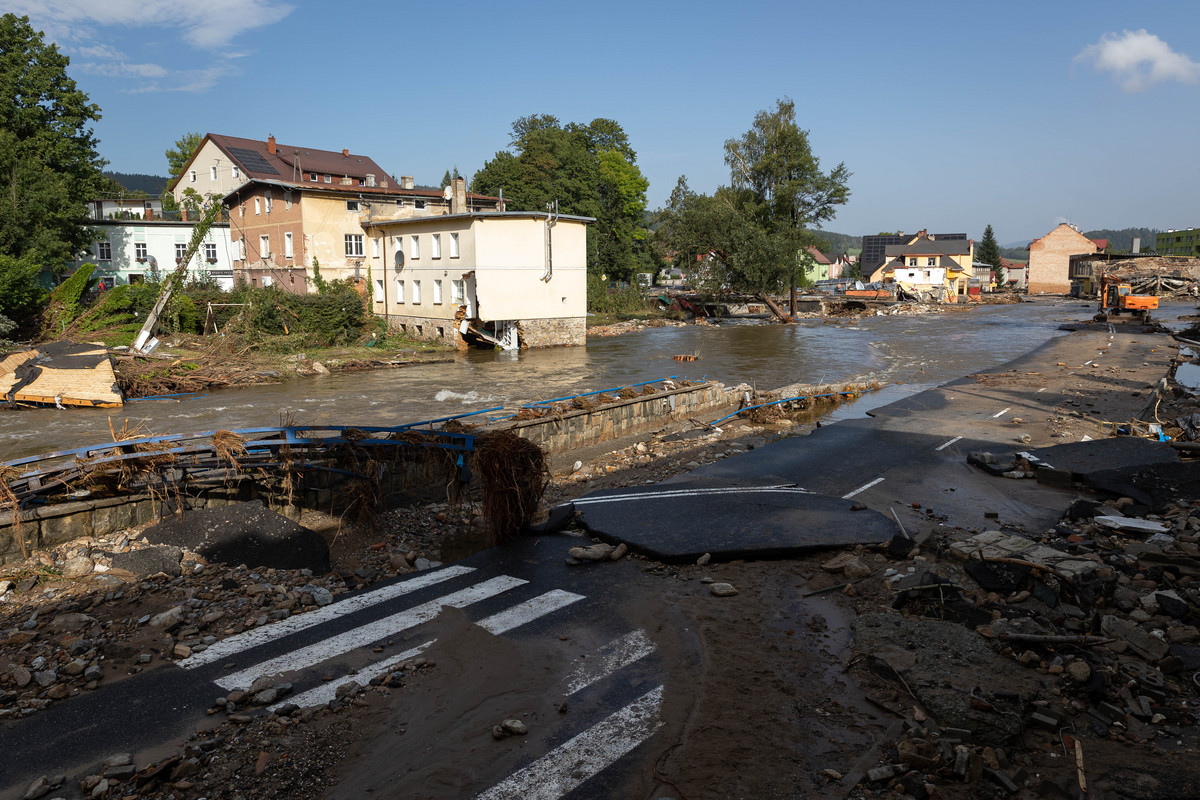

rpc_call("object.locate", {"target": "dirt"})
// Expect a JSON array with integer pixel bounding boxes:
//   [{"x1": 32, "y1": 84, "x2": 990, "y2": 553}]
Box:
[{"x1": 4, "y1": 315, "x2": 1200, "y2": 799}]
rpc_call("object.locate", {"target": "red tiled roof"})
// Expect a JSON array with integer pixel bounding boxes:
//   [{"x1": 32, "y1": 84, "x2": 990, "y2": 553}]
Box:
[
  {"x1": 805, "y1": 246, "x2": 832, "y2": 264},
  {"x1": 208, "y1": 133, "x2": 390, "y2": 184},
  {"x1": 1091, "y1": 239, "x2": 1108, "y2": 250}
]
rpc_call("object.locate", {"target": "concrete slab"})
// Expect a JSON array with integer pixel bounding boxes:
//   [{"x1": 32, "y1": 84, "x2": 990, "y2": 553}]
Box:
[{"x1": 570, "y1": 479, "x2": 899, "y2": 563}]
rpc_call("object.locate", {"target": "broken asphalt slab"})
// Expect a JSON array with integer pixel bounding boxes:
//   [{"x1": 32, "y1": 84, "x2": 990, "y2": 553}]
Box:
[{"x1": 569, "y1": 477, "x2": 899, "y2": 563}]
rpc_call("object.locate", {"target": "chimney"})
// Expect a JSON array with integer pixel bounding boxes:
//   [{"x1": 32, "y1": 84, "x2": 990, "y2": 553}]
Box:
[
  {"x1": 267, "y1": 135, "x2": 276, "y2": 155},
  {"x1": 342, "y1": 148, "x2": 349, "y2": 157},
  {"x1": 401, "y1": 175, "x2": 414, "y2": 190},
  {"x1": 451, "y1": 177, "x2": 467, "y2": 214},
  {"x1": 1133, "y1": 237, "x2": 1141, "y2": 254},
  {"x1": 366, "y1": 173, "x2": 376, "y2": 187}
]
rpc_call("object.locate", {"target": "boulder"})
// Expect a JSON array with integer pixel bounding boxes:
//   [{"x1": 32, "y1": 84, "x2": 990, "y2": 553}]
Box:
[{"x1": 110, "y1": 545, "x2": 183, "y2": 577}]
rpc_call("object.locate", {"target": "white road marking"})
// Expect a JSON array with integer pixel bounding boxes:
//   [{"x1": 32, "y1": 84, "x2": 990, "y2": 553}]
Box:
[
  {"x1": 269, "y1": 641, "x2": 435, "y2": 712},
  {"x1": 475, "y1": 685, "x2": 665, "y2": 800},
  {"x1": 477, "y1": 590, "x2": 585, "y2": 635},
  {"x1": 991, "y1": 407, "x2": 1011, "y2": 418},
  {"x1": 570, "y1": 484, "x2": 808, "y2": 507},
  {"x1": 564, "y1": 630, "x2": 656, "y2": 695},
  {"x1": 179, "y1": 565, "x2": 475, "y2": 669},
  {"x1": 1036, "y1": 387, "x2": 1046, "y2": 393},
  {"x1": 935, "y1": 436, "x2": 962, "y2": 451},
  {"x1": 842, "y1": 477, "x2": 883, "y2": 499},
  {"x1": 214, "y1": 575, "x2": 527, "y2": 690}
]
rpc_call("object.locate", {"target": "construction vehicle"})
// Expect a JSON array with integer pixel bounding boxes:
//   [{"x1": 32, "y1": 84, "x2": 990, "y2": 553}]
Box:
[{"x1": 1096, "y1": 274, "x2": 1158, "y2": 322}]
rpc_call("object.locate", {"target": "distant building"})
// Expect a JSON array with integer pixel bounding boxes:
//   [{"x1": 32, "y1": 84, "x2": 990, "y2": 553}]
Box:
[
  {"x1": 860, "y1": 233, "x2": 910, "y2": 276},
  {"x1": 1027, "y1": 223, "x2": 1102, "y2": 294},
  {"x1": 870, "y1": 230, "x2": 974, "y2": 300},
  {"x1": 1156, "y1": 228, "x2": 1200, "y2": 256},
  {"x1": 87, "y1": 197, "x2": 164, "y2": 221},
  {"x1": 68, "y1": 218, "x2": 234, "y2": 290}
]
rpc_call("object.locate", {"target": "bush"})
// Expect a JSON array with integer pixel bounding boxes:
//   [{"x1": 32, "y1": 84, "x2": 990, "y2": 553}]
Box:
[
  {"x1": 0, "y1": 255, "x2": 48, "y2": 334},
  {"x1": 41, "y1": 263, "x2": 96, "y2": 336},
  {"x1": 586, "y1": 273, "x2": 652, "y2": 315}
]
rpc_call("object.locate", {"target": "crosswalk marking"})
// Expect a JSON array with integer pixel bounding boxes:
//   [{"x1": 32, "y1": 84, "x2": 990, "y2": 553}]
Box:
[
  {"x1": 475, "y1": 685, "x2": 664, "y2": 800},
  {"x1": 179, "y1": 565, "x2": 475, "y2": 669},
  {"x1": 842, "y1": 477, "x2": 883, "y2": 499},
  {"x1": 477, "y1": 590, "x2": 585, "y2": 635},
  {"x1": 570, "y1": 484, "x2": 807, "y2": 507},
  {"x1": 215, "y1": 575, "x2": 527, "y2": 691},
  {"x1": 268, "y1": 640, "x2": 436, "y2": 712},
  {"x1": 564, "y1": 630, "x2": 656, "y2": 695}
]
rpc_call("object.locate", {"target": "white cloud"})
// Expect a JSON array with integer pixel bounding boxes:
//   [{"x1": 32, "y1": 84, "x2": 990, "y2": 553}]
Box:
[
  {"x1": 77, "y1": 61, "x2": 169, "y2": 79},
  {"x1": 1076, "y1": 29, "x2": 1200, "y2": 92},
  {"x1": 4, "y1": 0, "x2": 294, "y2": 49},
  {"x1": 124, "y1": 65, "x2": 237, "y2": 94}
]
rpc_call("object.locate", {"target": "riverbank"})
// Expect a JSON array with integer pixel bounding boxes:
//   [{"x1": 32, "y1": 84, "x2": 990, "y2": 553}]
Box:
[{"x1": 3, "y1": 318, "x2": 1197, "y2": 799}]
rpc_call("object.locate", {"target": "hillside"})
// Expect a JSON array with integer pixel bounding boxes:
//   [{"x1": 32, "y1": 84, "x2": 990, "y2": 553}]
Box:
[
  {"x1": 810, "y1": 230, "x2": 862, "y2": 254},
  {"x1": 105, "y1": 172, "x2": 169, "y2": 195}
]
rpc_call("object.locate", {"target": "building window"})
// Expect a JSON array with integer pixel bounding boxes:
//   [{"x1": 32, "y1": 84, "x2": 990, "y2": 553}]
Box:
[
  {"x1": 374, "y1": 279, "x2": 384, "y2": 303},
  {"x1": 285, "y1": 232, "x2": 294, "y2": 259},
  {"x1": 254, "y1": 197, "x2": 261, "y2": 215},
  {"x1": 264, "y1": 192, "x2": 272, "y2": 213},
  {"x1": 395, "y1": 279, "x2": 405, "y2": 302},
  {"x1": 263, "y1": 275, "x2": 273, "y2": 287},
  {"x1": 414, "y1": 200, "x2": 425, "y2": 210},
  {"x1": 260, "y1": 234, "x2": 270, "y2": 258},
  {"x1": 410, "y1": 236, "x2": 420, "y2": 259},
  {"x1": 449, "y1": 232, "x2": 459, "y2": 258},
  {"x1": 347, "y1": 200, "x2": 359, "y2": 211},
  {"x1": 175, "y1": 243, "x2": 187, "y2": 262},
  {"x1": 345, "y1": 234, "x2": 364, "y2": 257},
  {"x1": 237, "y1": 239, "x2": 245, "y2": 260},
  {"x1": 907, "y1": 257, "x2": 917, "y2": 267},
  {"x1": 452, "y1": 279, "x2": 465, "y2": 304},
  {"x1": 189, "y1": 170, "x2": 196, "y2": 183},
  {"x1": 135, "y1": 242, "x2": 148, "y2": 261},
  {"x1": 412, "y1": 279, "x2": 422, "y2": 303},
  {"x1": 323, "y1": 174, "x2": 331, "y2": 183},
  {"x1": 210, "y1": 165, "x2": 217, "y2": 180},
  {"x1": 431, "y1": 233, "x2": 441, "y2": 259},
  {"x1": 433, "y1": 279, "x2": 443, "y2": 304},
  {"x1": 232, "y1": 166, "x2": 240, "y2": 180},
  {"x1": 926, "y1": 257, "x2": 936, "y2": 267},
  {"x1": 372, "y1": 238, "x2": 381, "y2": 258},
  {"x1": 204, "y1": 243, "x2": 217, "y2": 262},
  {"x1": 97, "y1": 240, "x2": 111, "y2": 261},
  {"x1": 310, "y1": 172, "x2": 317, "y2": 182},
  {"x1": 284, "y1": 190, "x2": 292, "y2": 209}
]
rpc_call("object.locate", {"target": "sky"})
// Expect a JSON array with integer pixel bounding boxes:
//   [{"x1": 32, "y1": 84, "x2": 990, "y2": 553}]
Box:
[{"x1": 6, "y1": 0, "x2": 1200, "y2": 244}]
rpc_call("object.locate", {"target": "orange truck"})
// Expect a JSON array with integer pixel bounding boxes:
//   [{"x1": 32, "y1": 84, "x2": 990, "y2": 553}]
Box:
[{"x1": 1097, "y1": 274, "x2": 1158, "y2": 320}]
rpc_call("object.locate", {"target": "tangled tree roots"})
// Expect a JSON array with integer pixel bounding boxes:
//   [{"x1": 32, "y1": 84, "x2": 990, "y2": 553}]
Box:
[{"x1": 475, "y1": 431, "x2": 548, "y2": 545}]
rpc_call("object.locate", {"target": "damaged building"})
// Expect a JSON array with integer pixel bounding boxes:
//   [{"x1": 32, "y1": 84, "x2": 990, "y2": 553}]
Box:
[{"x1": 361, "y1": 208, "x2": 592, "y2": 349}]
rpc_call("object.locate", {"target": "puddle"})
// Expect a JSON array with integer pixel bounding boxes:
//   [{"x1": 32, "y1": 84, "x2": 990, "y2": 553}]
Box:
[{"x1": 1177, "y1": 361, "x2": 1200, "y2": 392}]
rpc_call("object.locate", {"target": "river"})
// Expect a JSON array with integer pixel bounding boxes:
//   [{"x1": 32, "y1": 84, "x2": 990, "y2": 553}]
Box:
[{"x1": 2, "y1": 299, "x2": 1192, "y2": 460}]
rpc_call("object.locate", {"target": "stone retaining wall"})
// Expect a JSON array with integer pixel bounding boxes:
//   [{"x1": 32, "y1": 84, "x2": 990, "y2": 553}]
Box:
[{"x1": 517, "y1": 317, "x2": 586, "y2": 348}]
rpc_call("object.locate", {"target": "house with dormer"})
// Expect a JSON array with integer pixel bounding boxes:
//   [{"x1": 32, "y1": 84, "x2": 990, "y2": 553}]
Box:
[
  {"x1": 869, "y1": 230, "x2": 974, "y2": 300},
  {"x1": 169, "y1": 134, "x2": 502, "y2": 293}
]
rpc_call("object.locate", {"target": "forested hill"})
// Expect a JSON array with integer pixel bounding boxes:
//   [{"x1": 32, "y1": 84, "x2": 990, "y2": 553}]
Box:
[
  {"x1": 1082, "y1": 227, "x2": 1160, "y2": 251},
  {"x1": 104, "y1": 172, "x2": 168, "y2": 195},
  {"x1": 811, "y1": 231, "x2": 861, "y2": 253}
]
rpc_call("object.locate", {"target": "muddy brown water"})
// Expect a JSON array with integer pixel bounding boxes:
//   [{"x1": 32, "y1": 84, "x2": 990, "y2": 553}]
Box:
[{"x1": 1, "y1": 300, "x2": 1191, "y2": 461}]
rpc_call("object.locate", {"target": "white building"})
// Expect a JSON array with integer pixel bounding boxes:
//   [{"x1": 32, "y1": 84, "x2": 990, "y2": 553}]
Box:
[
  {"x1": 70, "y1": 219, "x2": 235, "y2": 290},
  {"x1": 361, "y1": 210, "x2": 592, "y2": 349}
]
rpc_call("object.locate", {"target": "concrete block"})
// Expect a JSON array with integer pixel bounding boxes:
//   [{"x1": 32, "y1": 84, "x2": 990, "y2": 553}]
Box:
[
  {"x1": 40, "y1": 509, "x2": 92, "y2": 546},
  {"x1": 92, "y1": 502, "x2": 136, "y2": 536}
]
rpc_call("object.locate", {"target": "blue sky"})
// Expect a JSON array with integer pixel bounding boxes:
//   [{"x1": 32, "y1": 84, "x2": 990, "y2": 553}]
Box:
[{"x1": 7, "y1": 0, "x2": 1200, "y2": 243}]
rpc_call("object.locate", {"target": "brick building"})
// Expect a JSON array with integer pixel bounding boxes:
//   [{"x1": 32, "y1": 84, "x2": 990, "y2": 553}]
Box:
[{"x1": 1026, "y1": 224, "x2": 1102, "y2": 294}]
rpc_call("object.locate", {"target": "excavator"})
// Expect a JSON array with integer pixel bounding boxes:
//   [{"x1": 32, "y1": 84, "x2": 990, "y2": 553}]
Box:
[{"x1": 1095, "y1": 274, "x2": 1158, "y2": 322}]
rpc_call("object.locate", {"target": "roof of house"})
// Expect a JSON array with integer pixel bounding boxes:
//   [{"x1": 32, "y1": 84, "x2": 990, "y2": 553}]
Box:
[
  {"x1": 1027, "y1": 223, "x2": 1099, "y2": 251},
  {"x1": 219, "y1": 176, "x2": 501, "y2": 205},
  {"x1": 804, "y1": 246, "x2": 832, "y2": 264},
  {"x1": 1091, "y1": 239, "x2": 1109, "y2": 251},
  {"x1": 884, "y1": 235, "x2": 971, "y2": 257},
  {"x1": 169, "y1": 133, "x2": 392, "y2": 191}
]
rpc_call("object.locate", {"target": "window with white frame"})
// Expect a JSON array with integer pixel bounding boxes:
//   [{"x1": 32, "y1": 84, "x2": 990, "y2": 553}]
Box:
[
  {"x1": 323, "y1": 174, "x2": 331, "y2": 183},
  {"x1": 97, "y1": 240, "x2": 111, "y2": 261},
  {"x1": 374, "y1": 279, "x2": 384, "y2": 303},
  {"x1": 189, "y1": 170, "x2": 197, "y2": 183},
  {"x1": 452, "y1": 279, "x2": 465, "y2": 304},
  {"x1": 449, "y1": 232, "x2": 460, "y2": 258},
  {"x1": 210, "y1": 165, "x2": 217, "y2": 180},
  {"x1": 284, "y1": 190, "x2": 292, "y2": 209},
  {"x1": 907, "y1": 257, "x2": 917, "y2": 267},
  {"x1": 372, "y1": 238, "x2": 380, "y2": 258},
  {"x1": 433, "y1": 279, "x2": 443, "y2": 304},
  {"x1": 412, "y1": 279, "x2": 422, "y2": 303},
  {"x1": 236, "y1": 239, "x2": 245, "y2": 260},
  {"x1": 264, "y1": 192, "x2": 272, "y2": 213},
  {"x1": 310, "y1": 172, "x2": 318, "y2": 182},
  {"x1": 254, "y1": 197, "x2": 261, "y2": 215},
  {"x1": 410, "y1": 235, "x2": 420, "y2": 259},
  {"x1": 260, "y1": 234, "x2": 270, "y2": 258},
  {"x1": 232, "y1": 166, "x2": 240, "y2": 180},
  {"x1": 263, "y1": 275, "x2": 273, "y2": 287},
  {"x1": 395, "y1": 279, "x2": 405, "y2": 302},
  {"x1": 345, "y1": 234, "x2": 364, "y2": 258},
  {"x1": 204, "y1": 243, "x2": 217, "y2": 262},
  {"x1": 926, "y1": 257, "x2": 936, "y2": 267},
  {"x1": 175, "y1": 243, "x2": 187, "y2": 262},
  {"x1": 284, "y1": 232, "x2": 294, "y2": 259},
  {"x1": 431, "y1": 234, "x2": 441, "y2": 259},
  {"x1": 135, "y1": 242, "x2": 148, "y2": 260}
]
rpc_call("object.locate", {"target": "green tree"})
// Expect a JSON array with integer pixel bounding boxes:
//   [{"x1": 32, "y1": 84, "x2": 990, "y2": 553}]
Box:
[
  {"x1": 440, "y1": 165, "x2": 461, "y2": 189},
  {"x1": 0, "y1": 254, "x2": 49, "y2": 334},
  {"x1": 162, "y1": 131, "x2": 202, "y2": 211},
  {"x1": 978, "y1": 223, "x2": 1004, "y2": 284},
  {"x1": 0, "y1": 14, "x2": 106, "y2": 274},
  {"x1": 472, "y1": 116, "x2": 650, "y2": 280}
]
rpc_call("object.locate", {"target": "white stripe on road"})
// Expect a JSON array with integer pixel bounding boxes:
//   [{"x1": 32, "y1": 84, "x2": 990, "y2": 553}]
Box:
[
  {"x1": 478, "y1": 590, "x2": 585, "y2": 635},
  {"x1": 1036, "y1": 387, "x2": 1046, "y2": 393},
  {"x1": 475, "y1": 685, "x2": 664, "y2": 800},
  {"x1": 842, "y1": 477, "x2": 883, "y2": 499},
  {"x1": 991, "y1": 407, "x2": 1011, "y2": 418},
  {"x1": 179, "y1": 565, "x2": 475, "y2": 669},
  {"x1": 215, "y1": 575, "x2": 527, "y2": 690},
  {"x1": 571, "y1": 485, "x2": 808, "y2": 507},
  {"x1": 269, "y1": 640, "x2": 435, "y2": 712},
  {"x1": 935, "y1": 436, "x2": 962, "y2": 451},
  {"x1": 564, "y1": 630, "x2": 656, "y2": 695}
]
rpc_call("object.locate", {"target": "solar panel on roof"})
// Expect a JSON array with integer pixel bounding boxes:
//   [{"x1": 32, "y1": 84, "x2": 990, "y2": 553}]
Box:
[{"x1": 228, "y1": 147, "x2": 280, "y2": 176}]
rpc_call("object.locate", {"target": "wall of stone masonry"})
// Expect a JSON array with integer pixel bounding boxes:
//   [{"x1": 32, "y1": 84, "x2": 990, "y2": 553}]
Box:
[{"x1": 517, "y1": 317, "x2": 586, "y2": 348}]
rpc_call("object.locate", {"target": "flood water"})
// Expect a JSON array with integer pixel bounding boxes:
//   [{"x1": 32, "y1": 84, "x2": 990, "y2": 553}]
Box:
[{"x1": 2, "y1": 299, "x2": 1193, "y2": 461}]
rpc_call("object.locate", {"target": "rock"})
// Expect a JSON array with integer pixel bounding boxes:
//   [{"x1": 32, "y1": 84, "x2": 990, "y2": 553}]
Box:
[
  {"x1": 1153, "y1": 590, "x2": 1190, "y2": 619},
  {"x1": 1094, "y1": 516, "x2": 1169, "y2": 535},
  {"x1": 709, "y1": 583, "x2": 738, "y2": 597},
  {"x1": 610, "y1": 543, "x2": 628, "y2": 561},
  {"x1": 1168, "y1": 625, "x2": 1199, "y2": 643},
  {"x1": 103, "y1": 753, "x2": 133, "y2": 768},
  {"x1": 1100, "y1": 615, "x2": 1170, "y2": 662},
  {"x1": 60, "y1": 556, "x2": 94, "y2": 578},
  {"x1": 310, "y1": 360, "x2": 329, "y2": 374},
  {"x1": 501, "y1": 719, "x2": 528, "y2": 735},
  {"x1": 567, "y1": 543, "x2": 614, "y2": 562},
  {"x1": 12, "y1": 666, "x2": 31, "y2": 687},
  {"x1": 33, "y1": 670, "x2": 56, "y2": 688},
  {"x1": 110, "y1": 546, "x2": 183, "y2": 577},
  {"x1": 842, "y1": 558, "x2": 873, "y2": 580},
  {"x1": 22, "y1": 775, "x2": 51, "y2": 799},
  {"x1": 1065, "y1": 661, "x2": 1091, "y2": 682},
  {"x1": 172, "y1": 644, "x2": 192, "y2": 659},
  {"x1": 62, "y1": 659, "x2": 86, "y2": 676},
  {"x1": 49, "y1": 612, "x2": 96, "y2": 632},
  {"x1": 302, "y1": 586, "x2": 334, "y2": 606},
  {"x1": 150, "y1": 606, "x2": 185, "y2": 629},
  {"x1": 89, "y1": 778, "x2": 109, "y2": 798},
  {"x1": 821, "y1": 552, "x2": 857, "y2": 573},
  {"x1": 389, "y1": 554, "x2": 411, "y2": 572},
  {"x1": 696, "y1": 553, "x2": 711, "y2": 566},
  {"x1": 84, "y1": 665, "x2": 104, "y2": 682},
  {"x1": 252, "y1": 688, "x2": 278, "y2": 705}
]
